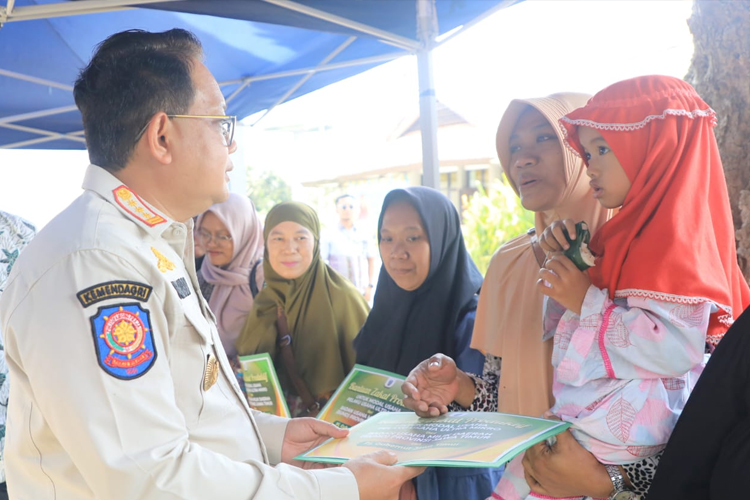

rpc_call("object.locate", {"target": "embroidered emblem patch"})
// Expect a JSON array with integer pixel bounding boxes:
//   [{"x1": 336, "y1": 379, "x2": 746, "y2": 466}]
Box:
[
  {"x1": 151, "y1": 247, "x2": 175, "y2": 273},
  {"x1": 90, "y1": 303, "x2": 157, "y2": 380},
  {"x1": 171, "y1": 277, "x2": 192, "y2": 299},
  {"x1": 112, "y1": 185, "x2": 166, "y2": 227},
  {"x1": 77, "y1": 280, "x2": 153, "y2": 308}
]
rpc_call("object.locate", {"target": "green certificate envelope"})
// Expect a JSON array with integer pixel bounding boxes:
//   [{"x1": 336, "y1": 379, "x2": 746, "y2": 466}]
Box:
[
  {"x1": 298, "y1": 411, "x2": 571, "y2": 467},
  {"x1": 238, "y1": 353, "x2": 290, "y2": 418}
]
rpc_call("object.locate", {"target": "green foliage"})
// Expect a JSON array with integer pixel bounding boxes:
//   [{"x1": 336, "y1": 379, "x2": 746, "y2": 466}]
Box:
[
  {"x1": 246, "y1": 165, "x2": 292, "y2": 216},
  {"x1": 462, "y1": 179, "x2": 536, "y2": 275}
]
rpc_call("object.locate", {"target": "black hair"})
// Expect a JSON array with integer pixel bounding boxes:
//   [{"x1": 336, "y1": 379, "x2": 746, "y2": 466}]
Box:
[
  {"x1": 73, "y1": 29, "x2": 203, "y2": 171},
  {"x1": 335, "y1": 194, "x2": 355, "y2": 205}
]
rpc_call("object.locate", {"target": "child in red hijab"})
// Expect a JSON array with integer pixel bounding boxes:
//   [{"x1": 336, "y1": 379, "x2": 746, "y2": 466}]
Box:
[{"x1": 491, "y1": 75, "x2": 750, "y2": 500}]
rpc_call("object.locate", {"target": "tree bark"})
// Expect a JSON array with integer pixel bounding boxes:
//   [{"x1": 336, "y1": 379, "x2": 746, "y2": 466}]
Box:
[{"x1": 686, "y1": 1, "x2": 750, "y2": 281}]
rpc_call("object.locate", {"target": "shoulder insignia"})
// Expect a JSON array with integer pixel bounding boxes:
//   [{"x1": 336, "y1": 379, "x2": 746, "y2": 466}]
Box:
[
  {"x1": 90, "y1": 303, "x2": 157, "y2": 380},
  {"x1": 112, "y1": 185, "x2": 166, "y2": 227},
  {"x1": 171, "y1": 277, "x2": 192, "y2": 299},
  {"x1": 77, "y1": 281, "x2": 153, "y2": 308},
  {"x1": 151, "y1": 247, "x2": 176, "y2": 273}
]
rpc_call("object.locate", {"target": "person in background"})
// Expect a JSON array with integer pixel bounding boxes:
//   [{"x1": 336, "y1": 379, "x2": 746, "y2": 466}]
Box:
[
  {"x1": 196, "y1": 192, "x2": 264, "y2": 360},
  {"x1": 355, "y1": 186, "x2": 502, "y2": 500},
  {"x1": 0, "y1": 28, "x2": 420, "y2": 500},
  {"x1": 0, "y1": 210, "x2": 35, "y2": 500},
  {"x1": 237, "y1": 201, "x2": 369, "y2": 417},
  {"x1": 321, "y1": 194, "x2": 378, "y2": 303}
]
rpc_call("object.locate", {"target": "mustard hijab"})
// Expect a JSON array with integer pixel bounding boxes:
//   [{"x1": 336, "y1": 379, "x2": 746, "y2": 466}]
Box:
[
  {"x1": 236, "y1": 202, "x2": 369, "y2": 396},
  {"x1": 470, "y1": 93, "x2": 613, "y2": 417}
]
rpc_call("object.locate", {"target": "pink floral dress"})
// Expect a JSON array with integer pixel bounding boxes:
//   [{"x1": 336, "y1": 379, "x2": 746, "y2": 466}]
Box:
[{"x1": 491, "y1": 285, "x2": 713, "y2": 500}]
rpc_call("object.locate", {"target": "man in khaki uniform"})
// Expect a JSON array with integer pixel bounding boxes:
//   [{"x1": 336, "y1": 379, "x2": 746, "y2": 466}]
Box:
[{"x1": 0, "y1": 29, "x2": 420, "y2": 500}]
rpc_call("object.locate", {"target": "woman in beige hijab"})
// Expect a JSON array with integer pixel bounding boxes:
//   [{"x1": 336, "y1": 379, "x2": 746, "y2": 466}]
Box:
[
  {"x1": 403, "y1": 92, "x2": 610, "y2": 417},
  {"x1": 403, "y1": 94, "x2": 641, "y2": 497}
]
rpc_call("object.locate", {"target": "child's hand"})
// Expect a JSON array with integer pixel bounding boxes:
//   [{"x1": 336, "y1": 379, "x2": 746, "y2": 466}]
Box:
[
  {"x1": 539, "y1": 219, "x2": 578, "y2": 254},
  {"x1": 537, "y1": 253, "x2": 590, "y2": 315}
]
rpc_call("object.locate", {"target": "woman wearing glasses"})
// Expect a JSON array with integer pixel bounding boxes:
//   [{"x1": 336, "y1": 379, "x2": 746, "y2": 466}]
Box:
[
  {"x1": 237, "y1": 202, "x2": 369, "y2": 417},
  {"x1": 196, "y1": 193, "x2": 265, "y2": 360}
]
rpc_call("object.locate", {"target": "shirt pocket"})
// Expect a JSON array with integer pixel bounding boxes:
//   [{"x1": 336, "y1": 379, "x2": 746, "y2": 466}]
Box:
[
  {"x1": 169, "y1": 312, "x2": 209, "y2": 427},
  {"x1": 179, "y1": 304, "x2": 246, "y2": 427}
]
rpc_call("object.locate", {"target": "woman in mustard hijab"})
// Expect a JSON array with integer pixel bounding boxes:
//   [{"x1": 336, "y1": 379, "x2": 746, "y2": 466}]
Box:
[{"x1": 236, "y1": 201, "x2": 369, "y2": 417}]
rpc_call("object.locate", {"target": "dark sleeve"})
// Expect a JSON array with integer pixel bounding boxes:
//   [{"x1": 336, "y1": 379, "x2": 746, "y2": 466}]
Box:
[{"x1": 646, "y1": 307, "x2": 750, "y2": 500}]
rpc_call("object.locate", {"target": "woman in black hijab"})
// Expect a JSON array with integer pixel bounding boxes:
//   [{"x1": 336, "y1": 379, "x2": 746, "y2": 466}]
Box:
[{"x1": 355, "y1": 186, "x2": 501, "y2": 500}]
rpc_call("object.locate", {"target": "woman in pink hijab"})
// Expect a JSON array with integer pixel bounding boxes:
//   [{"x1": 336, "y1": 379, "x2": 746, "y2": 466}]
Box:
[{"x1": 197, "y1": 193, "x2": 264, "y2": 359}]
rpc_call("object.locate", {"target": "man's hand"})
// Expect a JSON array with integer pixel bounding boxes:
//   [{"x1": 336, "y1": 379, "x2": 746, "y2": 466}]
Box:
[
  {"x1": 537, "y1": 253, "x2": 590, "y2": 315},
  {"x1": 364, "y1": 286, "x2": 374, "y2": 303},
  {"x1": 522, "y1": 429, "x2": 614, "y2": 498},
  {"x1": 281, "y1": 418, "x2": 348, "y2": 469},
  {"x1": 401, "y1": 354, "x2": 472, "y2": 417},
  {"x1": 344, "y1": 450, "x2": 425, "y2": 500}
]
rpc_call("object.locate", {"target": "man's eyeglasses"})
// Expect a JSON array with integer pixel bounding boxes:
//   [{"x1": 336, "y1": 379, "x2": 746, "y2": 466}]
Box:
[
  {"x1": 197, "y1": 229, "x2": 233, "y2": 245},
  {"x1": 134, "y1": 114, "x2": 237, "y2": 146}
]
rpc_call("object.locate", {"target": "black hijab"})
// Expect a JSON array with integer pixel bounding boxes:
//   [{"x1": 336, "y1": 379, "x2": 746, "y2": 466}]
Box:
[{"x1": 354, "y1": 186, "x2": 483, "y2": 376}]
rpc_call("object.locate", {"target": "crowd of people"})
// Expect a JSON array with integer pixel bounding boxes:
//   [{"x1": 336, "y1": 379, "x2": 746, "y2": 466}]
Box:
[{"x1": 0, "y1": 27, "x2": 748, "y2": 500}]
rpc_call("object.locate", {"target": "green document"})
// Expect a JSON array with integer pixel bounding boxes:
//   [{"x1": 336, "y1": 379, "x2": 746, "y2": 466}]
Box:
[
  {"x1": 317, "y1": 364, "x2": 407, "y2": 428},
  {"x1": 298, "y1": 411, "x2": 571, "y2": 467},
  {"x1": 238, "y1": 353, "x2": 290, "y2": 418}
]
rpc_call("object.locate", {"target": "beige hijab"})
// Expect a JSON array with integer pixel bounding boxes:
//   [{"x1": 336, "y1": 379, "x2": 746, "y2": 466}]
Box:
[{"x1": 471, "y1": 93, "x2": 613, "y2": 417}]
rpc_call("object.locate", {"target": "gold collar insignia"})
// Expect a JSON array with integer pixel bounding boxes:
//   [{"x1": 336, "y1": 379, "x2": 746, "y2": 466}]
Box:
[
  {"x1": 151, "y1": 247, "x2": 176, "y2": 273},
  {"x1": 112, "y1": 185, "x2": 166, "y2": 227}
]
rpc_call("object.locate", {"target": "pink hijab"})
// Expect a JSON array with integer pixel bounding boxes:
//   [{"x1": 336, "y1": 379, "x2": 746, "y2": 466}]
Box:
[{"x1": 198, "y1": 193, "x2": 264, "y2": 358}]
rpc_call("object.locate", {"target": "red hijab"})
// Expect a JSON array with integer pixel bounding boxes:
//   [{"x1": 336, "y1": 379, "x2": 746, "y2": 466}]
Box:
[{"x1": 560, "y1": 75, "x2": 750, "y2": 344}]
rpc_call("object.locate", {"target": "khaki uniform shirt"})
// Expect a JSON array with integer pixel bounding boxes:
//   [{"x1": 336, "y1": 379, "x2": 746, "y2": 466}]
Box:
[{"x1": 0, "y1": 165, "x2": 359, "y2": 500}]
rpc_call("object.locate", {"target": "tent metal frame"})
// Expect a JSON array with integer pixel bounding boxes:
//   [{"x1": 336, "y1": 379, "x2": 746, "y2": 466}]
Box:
[{"x1": 0, "y1": 0, "x2": 514, "y2": 186}]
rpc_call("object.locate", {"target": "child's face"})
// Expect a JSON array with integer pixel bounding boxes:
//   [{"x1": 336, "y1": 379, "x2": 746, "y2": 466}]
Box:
[{"x1": 578, "y1": 126, "x2": 631, "y2": 208}]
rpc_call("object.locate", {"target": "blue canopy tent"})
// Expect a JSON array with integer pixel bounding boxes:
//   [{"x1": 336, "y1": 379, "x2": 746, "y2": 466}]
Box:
[{"x1": 0, "y1": 0, "x2": 520, "y2": 187}]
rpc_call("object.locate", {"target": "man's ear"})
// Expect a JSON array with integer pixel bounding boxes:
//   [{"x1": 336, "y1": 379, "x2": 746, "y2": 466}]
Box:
[{"x1": 144, "y1": 112, "x2": 173, "y2": 165}]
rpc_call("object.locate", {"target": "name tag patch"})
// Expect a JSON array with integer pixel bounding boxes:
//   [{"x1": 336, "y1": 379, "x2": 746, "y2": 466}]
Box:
[
  {"x1": 90, "y1": 303, "x2": 157, "y2": 380},
  {"x1": 77, "y1": 281, "x2": 153, "y2": 308},
  {"x1": 171, "y1": 277, "x2": 192, "y2": 299}
]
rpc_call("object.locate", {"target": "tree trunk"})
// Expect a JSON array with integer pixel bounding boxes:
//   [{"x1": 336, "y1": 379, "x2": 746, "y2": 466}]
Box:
[{"x1": 686, "y1": 1, "x2": 750, "y2": 282}]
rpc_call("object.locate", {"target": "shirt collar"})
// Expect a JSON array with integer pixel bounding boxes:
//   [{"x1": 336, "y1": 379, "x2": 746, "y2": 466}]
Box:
[{"x1": 82, "y1": 164, "x2": 175, "y2": 238}]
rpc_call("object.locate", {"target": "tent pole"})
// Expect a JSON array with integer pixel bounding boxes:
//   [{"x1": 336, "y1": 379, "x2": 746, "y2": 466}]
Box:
[
  {"x1": 0, "y1": 134, "x2": 82, "y2": 149},
  {"x1": 250, "y1": 36, "x2": 356, "y2": 126},
  {"x1": 416, "y1": 0, "x2": 439, "y2": 189},
  {"x1": 5, "y1": 0, "x2": 180, "y2": 23},
  {"x1": 0, "y1": 105, "x2": 78, "y2": 125},
  {"x1": 0, "y1": 1, "x2": 15, "y2": 27},
  {"x1": 0, "y1": 68, "x2": 73, "y2": 91},
  {"x1": 0, "y1": 122, "x2": 85, "y2": 145},
  {"x1": 219, "y1": 52, "x2": 402, "y2": 86},
  {"x1": 260, "y1": 0, "x2": 419, "y2": 51}
]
